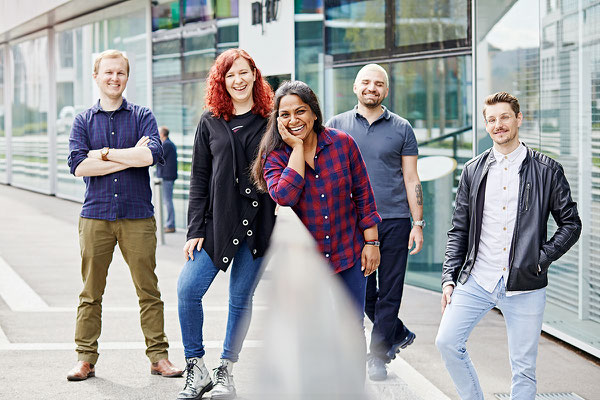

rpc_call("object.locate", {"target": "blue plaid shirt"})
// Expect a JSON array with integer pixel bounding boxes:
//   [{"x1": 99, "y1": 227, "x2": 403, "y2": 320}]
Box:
[{"x1": 68, "y1": 98, "x2": 164, "y2": 220}]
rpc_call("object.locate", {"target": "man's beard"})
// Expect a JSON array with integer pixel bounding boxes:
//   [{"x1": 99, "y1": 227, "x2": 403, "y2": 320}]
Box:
[{"x1": 360, "y1": 98, "x2": 383, "y2": 109}]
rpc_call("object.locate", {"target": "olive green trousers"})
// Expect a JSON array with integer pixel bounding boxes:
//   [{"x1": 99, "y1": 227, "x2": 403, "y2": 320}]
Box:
[{"x1": 75, "y1": 217, "x2": 169, "y2": 364}]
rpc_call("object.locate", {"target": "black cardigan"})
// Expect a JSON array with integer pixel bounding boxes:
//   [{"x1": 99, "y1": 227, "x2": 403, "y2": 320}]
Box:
[{"x1": 187, "y1": 111, "x2": 277, "y2": 271}]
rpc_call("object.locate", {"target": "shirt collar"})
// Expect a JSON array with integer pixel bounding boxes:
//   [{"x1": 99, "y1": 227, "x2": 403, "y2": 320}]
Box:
[
  {"x1": 92, "y1": 97, "x2": 132, "y2": 114},
  {"x1": 492, "y1": 142, "x2": 525, "y2": 164},
  {"x1": 353, "y1": 105, "x2": 391, "y2": 122}
]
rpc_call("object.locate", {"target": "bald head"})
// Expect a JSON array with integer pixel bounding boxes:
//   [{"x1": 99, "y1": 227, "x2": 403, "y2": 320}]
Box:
[
  {"x1": 353, "y1": 64, "x2": 389, "y2": 109},
  {"x1": 355, "y1": 64, "x2": 389, "y2": 87}
]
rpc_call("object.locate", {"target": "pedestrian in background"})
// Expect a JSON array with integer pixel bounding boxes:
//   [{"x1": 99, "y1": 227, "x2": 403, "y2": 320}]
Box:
[
  {"x1": 252, "y1": 80, "x2": 381, "y2": 381},
  {"x1": 327, "y1": 64, "x2": 423, "y2": 381},
  {"x1": 177, "y1": 49, "x2": 276, "y2": 400},
  {"x1": 157, "y1": 126, "x2": 178, "y2": 233},
  {"x1": 436, "y1": 92, "x2": 581, "y2": 399},
  {"x1": 66, "y1": 49, "x2": 182, "y2": 381}
]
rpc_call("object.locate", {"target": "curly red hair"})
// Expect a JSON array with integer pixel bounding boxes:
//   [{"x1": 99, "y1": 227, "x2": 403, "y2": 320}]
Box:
[{"x1": 205, "y1": 49, "x2": 273, "y2": 121}]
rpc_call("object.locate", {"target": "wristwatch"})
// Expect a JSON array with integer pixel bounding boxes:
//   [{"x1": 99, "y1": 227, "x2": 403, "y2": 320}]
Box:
[
  {"x1": 412, "y1": 220, "x2": 426, "y2": 228},
  {"x1": 101, "y1": 147, "x2": 110, "y2": 161},
  {"x1": 364, "y1": 240, "x2": 380, "y2": 247}
]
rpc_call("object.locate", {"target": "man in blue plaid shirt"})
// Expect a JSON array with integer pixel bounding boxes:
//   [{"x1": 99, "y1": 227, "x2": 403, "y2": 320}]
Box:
[{"x1": 66, "y1": 49, "x2": 182, "y2": 381}]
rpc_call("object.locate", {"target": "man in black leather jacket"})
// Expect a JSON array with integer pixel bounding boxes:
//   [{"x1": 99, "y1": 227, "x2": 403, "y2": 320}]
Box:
[{"x1": 435, "y1": 92, "x2": 581, "y2": 400}]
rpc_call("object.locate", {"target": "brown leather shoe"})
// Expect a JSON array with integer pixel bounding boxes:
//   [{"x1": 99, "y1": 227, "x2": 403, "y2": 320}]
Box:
[
  {"x1": 164, "y1": 227, "x2": 176, "y2": 233},
  {"x1": 151, "y1": 358, "x2": 183, "y2": 377},
  {"x1": 66, "y1": 361, "x2": 95, "y2": 381}
]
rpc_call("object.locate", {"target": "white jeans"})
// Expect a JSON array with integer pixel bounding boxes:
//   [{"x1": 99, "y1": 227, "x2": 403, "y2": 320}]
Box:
[{"x1": 435, "y1": 277, "x2": 546, "y2": 400}]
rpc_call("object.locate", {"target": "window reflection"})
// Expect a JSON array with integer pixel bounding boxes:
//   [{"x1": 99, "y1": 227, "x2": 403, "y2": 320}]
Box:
[
  {"x1": 0, "y1": 49, "x2": 5, "y2": 182},
  {"x1": 11, "y1": 37, "x2": 50, "y2": 193},
  {"x1": 395, "y1": 0, "x2": 468, "y2": 47},
  {"x1": 325, "y1": 0, "x2": 386, "y2": 55}
]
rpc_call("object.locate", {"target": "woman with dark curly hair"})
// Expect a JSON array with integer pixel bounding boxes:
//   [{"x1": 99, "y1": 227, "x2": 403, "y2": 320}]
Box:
[{"x1": 176, "y1": 49, "x2": 276, "y2": 400}]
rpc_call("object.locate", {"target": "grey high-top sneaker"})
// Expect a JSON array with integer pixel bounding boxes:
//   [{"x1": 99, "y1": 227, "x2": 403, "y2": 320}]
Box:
[
  {"x1": 176, "y1": 357, "x2": 213, "y2": 400},
  {"x1": 211, "y1": 359, "x2": 236, "y2": 399}
]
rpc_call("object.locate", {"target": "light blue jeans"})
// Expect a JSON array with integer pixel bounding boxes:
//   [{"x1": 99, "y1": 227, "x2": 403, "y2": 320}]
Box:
[
  {"x1": 435, "y1": 277, "x2": 546, "y2": 400},
  {"x1": 177, "y1": 241, "x2": 263, "y2": 362},
  {"x1": 162, "y1": 179, "x2": 175, "y2": 229}
]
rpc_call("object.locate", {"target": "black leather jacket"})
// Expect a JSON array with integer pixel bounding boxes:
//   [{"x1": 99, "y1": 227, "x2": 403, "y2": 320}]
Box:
[{"x1": 442, "y1": 146, "x2": 581, "y2": 291}]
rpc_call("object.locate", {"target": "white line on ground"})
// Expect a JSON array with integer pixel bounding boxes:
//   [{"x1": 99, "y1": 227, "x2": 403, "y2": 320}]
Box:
[
  {"x1": 0, "y1": 340, "x2": 263, "y2": 351},
  {"x1": 387, "y1": 356, "x2": 451, "y2": 400},
  {"x1": 11, "y1": 305, "x2": 269, "y2": 313},
  {"x1": 0, "y1": 255, "x2": 49, "y2": 311},
  {"x1": 0, "y1": 324, "x2": 9, "y2": 345}
]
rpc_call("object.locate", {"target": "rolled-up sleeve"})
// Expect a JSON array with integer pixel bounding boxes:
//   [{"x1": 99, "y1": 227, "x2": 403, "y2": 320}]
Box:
[
  {"x1": 140, "y1": 108, "x2": 164, "y2": 166},
  {"x1": 264, "y1": 150, "x2": 305, "y2": 207},
  {"x1": 68, "y1": 115, "x2": 89, "y2": 176},
  {"x1": 347, "y1": 135, "x2": 381, "y2": 230}
]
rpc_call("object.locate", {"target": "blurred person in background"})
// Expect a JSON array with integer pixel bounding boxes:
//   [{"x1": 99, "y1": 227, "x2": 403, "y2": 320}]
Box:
[{"x1": 157, "y1": 126, "x2": 178, "y2": 233}]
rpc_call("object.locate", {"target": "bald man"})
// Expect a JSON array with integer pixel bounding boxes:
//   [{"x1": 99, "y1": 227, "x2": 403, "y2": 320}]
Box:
[{"x1": 326, "y1": 64, "x2": 423, "y2": 381}]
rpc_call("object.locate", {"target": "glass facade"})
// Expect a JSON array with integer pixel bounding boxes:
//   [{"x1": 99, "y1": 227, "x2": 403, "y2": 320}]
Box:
[
  {"x1": 11, "y1": 35, "x2": 50, "y2": 193},
  {"x1": 0, "y1": 0, "x2": 599, "y2": 356},
  {"x1": 0, "y1": 48, "x2": 5, "y2": 182},
  {"x1": 475, "y1": 0, "x2": 600, "y2": 353}
]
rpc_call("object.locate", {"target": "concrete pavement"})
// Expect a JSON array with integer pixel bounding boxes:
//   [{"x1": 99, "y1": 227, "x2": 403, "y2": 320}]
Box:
[{"x1": 0, "y1": 184, "x2": 598, "y2": 399}]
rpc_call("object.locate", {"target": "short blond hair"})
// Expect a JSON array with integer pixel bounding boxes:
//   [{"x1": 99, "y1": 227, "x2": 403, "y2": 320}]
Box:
[
  {"x1": 483, "y1": 91, "x2": 520, "y2": 118},
  {"x1": 93, "y1": 49, "x2": 129, "y2": 76}
]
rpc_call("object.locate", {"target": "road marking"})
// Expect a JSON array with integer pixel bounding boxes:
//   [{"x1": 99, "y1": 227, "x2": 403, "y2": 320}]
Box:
[
  {"x1": 388, "y1": 356, "x2": 451, "y2": 400},
  {"x1": 0, "y1": 340, "x2": 263, "y2": 351},
  {"x1": 0, "y1": 255, "x2": 49, "y2": 311}
]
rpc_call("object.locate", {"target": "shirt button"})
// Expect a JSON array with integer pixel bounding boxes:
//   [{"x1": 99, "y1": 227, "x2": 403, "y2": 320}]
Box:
[
  {"x1": 503, "y1": 206, "x2": 506, "y2": 210},
  {"x1": 252, "y1": 201, "x2": 258, "y2": 207},
  {"x1": 503, "y1": 248, "x2": 506, "y2": 251},
  {"x1": 325, "y1": 253, "x2": 330, "y2": 258},
  {"x1": 111, "y1": 131, "x2": 115, "y2": 135},
  {"x1": 504, "y1": 156, "x2": 508, "y2": 159},
  {"x1": 325, "y1": 235, "x2": 330, "y2": 239},
  {"x1": 315, "y1": 174, "x2": 319, "y2": 178},
  {"x1": 253, "y1": 249, "x2": 257, "y2": 255},
  {"x1": 504, "y1": 167, "x2": 507, "y2": 171},
  {"x1": 314, "y1": 155, "x2": 317, "y2": 159},
  {"x1": 321, "y1": 194, "x2": 325, "y2": 198},
  {"x1": 233, "y1": 238, "x2": 239, "y2": 245},
  {"x1": 503, "y1": 267, "x2": 507, "y2": 271},
  {"x1": 247, "y1": 230, "x2": 253, "y2": 236},
  {"x1": 114, "y1": 178, "x2": 117, "y2": 182},
  {"x1": 242, "y1": 219, "x2": 249, "y2": 226},
  {"x1": 245, "y1": 188, "x2": 251, "y2": 194},
  {"x1": 114, "y1": 193, "x2": 118, "y2": 197},
  {"x1": 223, "y1": 257, "x2": 229, "y2": 263},
  {"x1": 324, "y1": 215, "x2": 328, "y2": 219},
  {"x1": 503, "y1": 186, "x2": 506, "y2": 190},
  {"x1": 503, "y1": 227, "x2": 506, "y2": 231}
]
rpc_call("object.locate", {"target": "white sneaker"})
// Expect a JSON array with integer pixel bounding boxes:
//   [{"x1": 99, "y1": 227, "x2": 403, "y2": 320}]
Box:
[
  {"x1": 211, "y1": 359, "x2": 236, "y2": 399},
  {"x1": 176, "y1": 357, "x2": 213, "y2": 400}
]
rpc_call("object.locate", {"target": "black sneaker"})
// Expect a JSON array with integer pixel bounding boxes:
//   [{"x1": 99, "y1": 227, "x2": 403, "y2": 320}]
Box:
[{"x1": 386, "y1": 330, "x2": 416, "y2": 361}]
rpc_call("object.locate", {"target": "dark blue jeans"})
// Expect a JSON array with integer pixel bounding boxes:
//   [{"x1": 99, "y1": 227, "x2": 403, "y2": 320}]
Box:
[
  {"x1": 177, "y1": 241, "x2": 262, "y2": 361},
  {"x1": 162, "y1": 179, "x2": 175, "y2": 229},
  {"x1": 364, "y1": 218, "x2": 411, "y2": 360}
]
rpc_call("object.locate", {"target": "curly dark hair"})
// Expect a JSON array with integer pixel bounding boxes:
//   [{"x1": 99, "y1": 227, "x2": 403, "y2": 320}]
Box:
[{"x1": 251, "y1": 80, "x2": 324, "y2": 192}]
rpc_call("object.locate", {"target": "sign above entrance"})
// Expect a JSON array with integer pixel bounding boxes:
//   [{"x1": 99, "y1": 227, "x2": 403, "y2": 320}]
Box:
[{"x1": 251, "y1": 0, "x2": 281, "y2": 33}]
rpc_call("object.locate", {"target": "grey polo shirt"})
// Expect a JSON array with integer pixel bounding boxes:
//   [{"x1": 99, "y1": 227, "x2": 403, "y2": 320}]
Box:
[{"x1": 326, "y1": 106, "x2": 418, "y2": 219}]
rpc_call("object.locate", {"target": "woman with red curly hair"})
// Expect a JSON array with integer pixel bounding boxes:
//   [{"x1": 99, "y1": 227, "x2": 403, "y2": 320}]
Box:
[{"x1": 176, "y1": 49, "x2": 276, "y2": 400}]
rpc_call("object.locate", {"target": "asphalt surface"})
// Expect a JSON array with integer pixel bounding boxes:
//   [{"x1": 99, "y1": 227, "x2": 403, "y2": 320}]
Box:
[{"x1": 0, "y1": 184, "x2": 598, "y2": 400}]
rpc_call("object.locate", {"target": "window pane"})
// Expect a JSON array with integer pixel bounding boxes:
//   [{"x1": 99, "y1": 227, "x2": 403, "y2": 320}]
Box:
[
  {"x1": 395, "y1": 0, "x2": 468, "y2": 47},
  {"x1": 11, "y1": 36, "x2": 49, "y2": 193},
  {"x1": 0, "y1": 48, "x2": 5, "y2": 182},
  {"x1": 184, "y1": 0, "x2": 215, "y2": 24},
  {"x1": 152, "y1": 0, "x2": 180, "y2": 31},
  {"x1": 325, "y1": 0, "x2": 385, "y2": 55},
  {"x1": 183, "y1": 24, "x2": 217, "y2": 76}
]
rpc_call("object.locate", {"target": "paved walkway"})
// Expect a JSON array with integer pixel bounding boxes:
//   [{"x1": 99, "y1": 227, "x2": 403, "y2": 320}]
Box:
[{"x1": 0, "y1": 184, "x2": 598, "y2": 399}]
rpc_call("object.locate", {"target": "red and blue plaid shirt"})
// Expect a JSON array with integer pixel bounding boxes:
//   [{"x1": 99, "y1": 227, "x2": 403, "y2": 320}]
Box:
[{"x1": 264, "y1": 127, "x2": 381, "y2": 273}]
